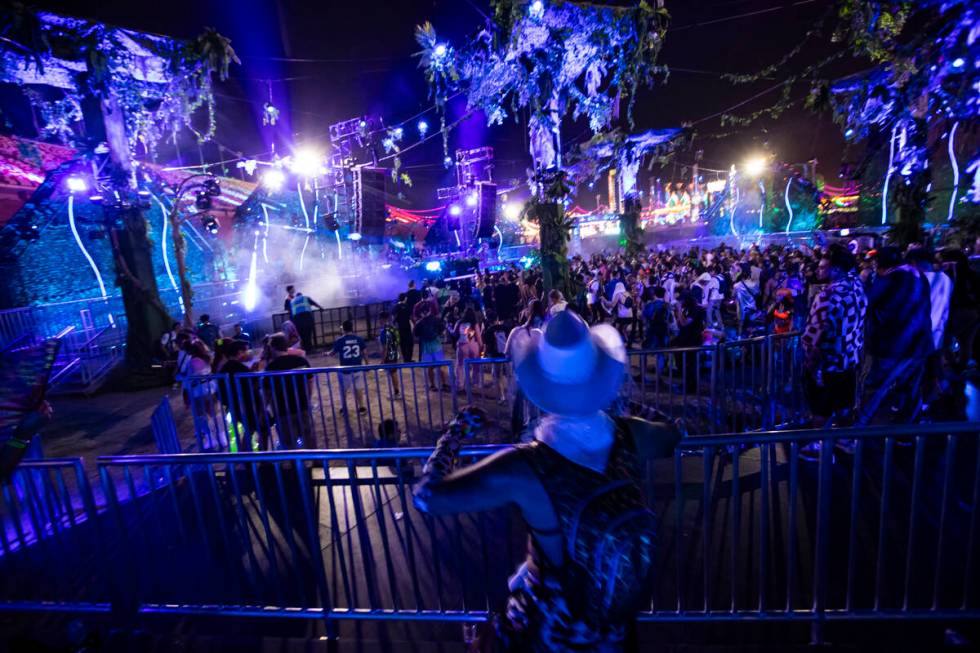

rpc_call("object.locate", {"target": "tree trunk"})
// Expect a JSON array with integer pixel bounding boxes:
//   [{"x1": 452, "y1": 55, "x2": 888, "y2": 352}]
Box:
[
  {"x1": 537, "y1": 201, "x2": 572, "y2": 298},
  {"x1": 168, "y1": 204, "x2": 195, "y2": 329},
  {"x1": 111, "y1": 206, "x2": 174, "y2": 384},
  {"x1": 97, "y1": 93, "x2": 173, "y2": 387},
  {"x1": 620, "y1": 197, "x2": 643, "y2": 259}
]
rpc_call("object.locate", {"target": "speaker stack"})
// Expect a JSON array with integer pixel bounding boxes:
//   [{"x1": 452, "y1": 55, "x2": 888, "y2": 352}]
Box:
[{"x1": 353, "y1": 167, "x2": 387, "y2": 244}]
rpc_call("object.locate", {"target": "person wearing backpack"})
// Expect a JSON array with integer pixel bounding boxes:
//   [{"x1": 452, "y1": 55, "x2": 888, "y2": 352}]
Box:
[
  {"x1": 378, "y1": 310, "x2": 402, "y2": 398},
  {"x1": 414, "y1": 311, "x2": 680, "y2": 652},
  {"x1": 642, "y1": 286, "x2": 670, "y2": 350}
]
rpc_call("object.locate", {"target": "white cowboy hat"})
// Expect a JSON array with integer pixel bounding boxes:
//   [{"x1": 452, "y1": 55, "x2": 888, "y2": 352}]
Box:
[{"x1": 513, "y1": 310, "x2": 626, "y2": 417}]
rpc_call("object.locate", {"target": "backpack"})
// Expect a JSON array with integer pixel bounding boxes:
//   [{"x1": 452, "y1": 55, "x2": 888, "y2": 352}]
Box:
[
  {"x1": 381, "y1": 326, "x2": 399, "y2": 362},
  {"x1": 690, "y1": 283, "x2": 704, "y2": 305},
  {"x1": 518, "y1": 418, "x2": 657, "y2": 624}
]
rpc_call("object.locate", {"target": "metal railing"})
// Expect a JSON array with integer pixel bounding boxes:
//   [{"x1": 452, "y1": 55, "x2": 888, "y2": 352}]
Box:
[
  {"x1": 271, "y1": 301, "x2": 393, "y2": 348},
  {"x1": 185, "y1": 361, "x2": 461, "y2": 453},
  {"x1": 0, "y1": 458, "x2": 107, "y2": 614},
  {"x1": 179, "y1": 335, "x2": 806, "y2": 453},
  {"x1": 4, "y1": 421, "x2": 977, "y2": 642}
]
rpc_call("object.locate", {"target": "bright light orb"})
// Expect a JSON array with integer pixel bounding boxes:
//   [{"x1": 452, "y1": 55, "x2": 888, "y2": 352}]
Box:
[
  {"x1": 291, "y1": 149, "x2": 322, "y2": 177},
  {"x1": 742, "y1": 156, "x2": 768, "y2": 178},
  {"x1": 444, "y1": 155, "x2": 454, "y2": 167},
  {"x1": 448, "y1": 204, "x2": 462, "y2": 216},
  {"x1": 952, "y1": 57, "x2": 965, "y2": 68},
  {"x1": 262, "y1": 168, "x2": 286, "y2": 191},
  {"x1": 66, "y1": 176, "x2": 87, "y2": 193},
  {"x1": 243, "y1": 282, "x2": 259, "y2": 312},
  {"x1": 349, "y1": 232, "x2": 362, "y2": 241},
  {"x1": 503, "y1": 202, "x2": 522, "y2": 221},
  {"x1": 529, "y1": 0, "x2": 544, "y2": 18},
  {"x1": 393, "y1": 127, "x2": 404, "y2": 139},
  {"x1": 466, "y1": 192, "x2": 478, "y2": 207},
  {"x1": 425, "y1": 261, "x2": 442, "y2": 272},
  {"x1": 434, "y1": 43, "x2": 447, "y2": 58},
  {"x1": 418, "y1": 120, "x2": 429, "y2": 136}
]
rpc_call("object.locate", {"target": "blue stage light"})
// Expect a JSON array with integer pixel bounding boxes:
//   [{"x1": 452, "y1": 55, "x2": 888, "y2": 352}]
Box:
[
  {"x1": 66, "y1": 176, "x2": 87, "y2": 193},
  {"x1": 425, "y1": 261, "x2": 442, "y2": 272},
  {"x1": 952, "y1": 57, "x2": 965, "y2": 68},
  {"x1": 418, "y1": 120, "x2": 429, "y2": 136}
]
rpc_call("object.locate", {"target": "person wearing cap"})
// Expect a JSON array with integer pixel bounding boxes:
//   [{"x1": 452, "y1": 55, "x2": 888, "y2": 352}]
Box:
[{"x1": 413, "y1": 310, "x2": 680, "y2": 651}]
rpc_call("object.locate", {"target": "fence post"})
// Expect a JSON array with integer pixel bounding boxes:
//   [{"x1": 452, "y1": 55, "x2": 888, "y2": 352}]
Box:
[
  {"x1": 709, "y1": 344, "x2": 720, "y2": 433},
  {"x1": 811, "y1": 435, "x2": 833, "y2": 644}
]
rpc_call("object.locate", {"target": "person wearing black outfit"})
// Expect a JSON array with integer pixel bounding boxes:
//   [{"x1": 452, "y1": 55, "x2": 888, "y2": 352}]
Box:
[
  {"x1": 263, "y1": 333, "x2": 313, "y2": 448},
  {"x1": 494, "y1": 272, "x2": 520, "y2": 323},
  {"x1": 216, "y1": 340, "x2": 269, "y2": 451},
  {"x1": 394, "y1": 293, "x2": 415, "y2": 363}
]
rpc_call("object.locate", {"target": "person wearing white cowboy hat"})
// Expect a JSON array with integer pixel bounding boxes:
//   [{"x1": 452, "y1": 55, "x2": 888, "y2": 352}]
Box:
[{"x1": 413, "y1": 310, "x2": 680, "y2": 651}]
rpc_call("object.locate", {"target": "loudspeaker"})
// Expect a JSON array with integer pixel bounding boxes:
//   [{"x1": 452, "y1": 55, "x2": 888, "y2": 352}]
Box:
[
  {"x1": 353, "y1": 167, "x2": 387, "y2": 244},
  {"x1": 475, "y1": 182, "x2": 497, "y2": 238}
]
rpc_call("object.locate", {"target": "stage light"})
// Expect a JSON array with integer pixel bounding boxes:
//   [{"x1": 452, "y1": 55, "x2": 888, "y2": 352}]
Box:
[
  {"x1": 201, "y1": 214, "x2": 220, "y2": 235},
  {"x1": 742, "y1": 156, "x2": 767, "y2": 177},
  {"x1": 66, "y1": 176, "x2": 87, "y2": 193},
  {"x1": 262, "y1": 169, "x2": 285, "y2": 191},
  {"x1": 952, "y1": 57, "x2": 965, "y2": 68},
  {"x1": 425, "y1": 261, "x2": 442, "y2": 272},
  {"x1": 844, "y1": 128, "x2": 855, "y2": 138},
  {"x1": 433, "y1": 43, "x2": 447, "y2": 58},
  {"x1": 243, "y1": 281, "x2": 258, "y2": 312},
  {"x1": 530, "y1": 0, "x2": 544, "y2": 18},
  {"x1": 449, "y1": 204, "x2": 462, "y2": 216},
  {"x1": 444, "y1": 155, "x2": 453, "y2": 167},
  {"x1": 839, "y1": 228, "x2": 851, "y2": 237},
  {"x1": 503, "y1": 202, "x2": 521, "y2": 221},
  {"x1": 418, "y1": 120, "x2": 429, "y2": 136},
  {"x1": 382, "y1": 137, "x2": 395, "y2": 152},
  {"x1": 349, "y1": 232, "x2": 362, "y2": 241},
  {"x1": 203, "y1": 177, "x2": 221, "y2": 197},
  {"x1": 195, "y1": 191, "x2": 212, "y2": 211},
  {"x1": 291, "y1": 149, "x2": 322, "y2": 177},
  {"x1": 393, "y1": 127, "x2": 404, "y2": 139},
  {"x1": 359, "y1": 119, "x2": 367, "y2": 129},
  {"x1": 466, "y1": 192, "x2": 478, "y2": 207}
]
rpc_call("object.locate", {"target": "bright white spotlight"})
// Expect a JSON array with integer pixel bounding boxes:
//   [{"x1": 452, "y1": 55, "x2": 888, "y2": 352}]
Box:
[
  {"x1": 433, "y1": 43, "x2": 447, "y2": 58},
  {"x1": 952, "y1": 57, "x2": 965, "y2": 68},
  {"x1": 393, "y1": 127, "x2": 404, "y2": 139},
  {"x1": 448, "y1": 204, "x2": 462, "y2": 216},
  {"x1": 291, "y1": 149, "x2": 322, "y2": 177},
  {"x1": 349, "y1": 232, "x2": 362, "y2": 241},
  {"x1": 418, "y1": 120, "x2": 429, "y2": 136},
  {"x1": 243, "y1": 281, "x2": 259, "y2": 312},
  {"x1": 262, "y1": 168, "x2": 285, "y2": 190},
  {"x1": 66, "y1": 176, "x2": 87, "y2": 193},
  {"x1": 444, "y1": 155, "x2": 453, "y2": 167},
  {"x1": 503, "y1": 202, "x2": 521, "y2": 221},
  {"x1": 425, "y1": 261, "x2": 442, "y2": 272},
  {"x1": 743, "y1": 156, "x2": 767, "y2": 177},
  {"x1": 529, "y1": 0, "x2": 544, "y2": 18},
  {"x1": 466, "y1": 192, "x2": 478, "y2": 207}
]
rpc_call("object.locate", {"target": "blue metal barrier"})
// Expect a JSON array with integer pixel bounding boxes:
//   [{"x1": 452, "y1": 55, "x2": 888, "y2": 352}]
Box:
[
  {"x1": 0, "y1": 458, "x2": 107, "y2": 614},
  {"x1": 151, "y1": 396, "x2": 181, "y2": 454},
  {"x1": 182, "y1": 334, "x2": 805, "y2": 452},
  {"x1": 79, "y1": 421, "x2": 980, "y2": 641}
]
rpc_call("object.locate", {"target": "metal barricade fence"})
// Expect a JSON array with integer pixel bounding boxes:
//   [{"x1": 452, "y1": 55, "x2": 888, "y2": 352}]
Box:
[
  {"x1": 183, "y1": 334, "x2": 807, "y2": 450},
  {"x1": 626, "y1": 346, "x2": 719, "y2": 433},
  {"x1": 271, "y1": 302, "x2": 392, "y2": 349},
  {"x1": 0, "y1": 458, "x2": 107, "y2": 613},
  {"x1": 82, "y1": 421, "x2": 980, "y2": 638},
  {"x1": 187, "y1": 361, "x2": 459, "y2": 453}
]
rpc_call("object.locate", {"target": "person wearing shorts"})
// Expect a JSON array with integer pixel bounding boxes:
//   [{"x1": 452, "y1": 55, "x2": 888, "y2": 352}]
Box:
[
  {"x1": 331, "y1": 320, "x2": 367, "y2": 414},
  {"x1": 413, "y1": 303, "x2": 450, "y2": 390}
]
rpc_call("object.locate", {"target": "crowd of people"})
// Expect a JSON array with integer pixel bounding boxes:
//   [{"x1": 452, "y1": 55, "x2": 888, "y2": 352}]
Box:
[{"x1": 158, "y1": 237, "x2": 979, "y2": 451}]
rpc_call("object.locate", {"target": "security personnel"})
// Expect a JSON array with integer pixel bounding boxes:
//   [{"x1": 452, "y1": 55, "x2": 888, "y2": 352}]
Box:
[{"x1": 286, "y1": 285, "x2": 322, "y2": 352}]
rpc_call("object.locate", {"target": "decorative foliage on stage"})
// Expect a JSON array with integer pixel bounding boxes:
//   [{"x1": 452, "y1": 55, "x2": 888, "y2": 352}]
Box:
[
  {"x1": 0, "y1": 7, "x2": 239, "y2": 154},
  {"x1": 824, "y1": 0, "x2": 978, "y2": 236},
  {"x1": 416, "y1": 0, "x2": 670, "y2": 173}
]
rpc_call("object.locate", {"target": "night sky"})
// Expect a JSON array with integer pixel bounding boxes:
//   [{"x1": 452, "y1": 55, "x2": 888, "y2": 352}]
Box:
[{"x1": 33, "y1": 0, "x2": 860, "y2": 208}]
